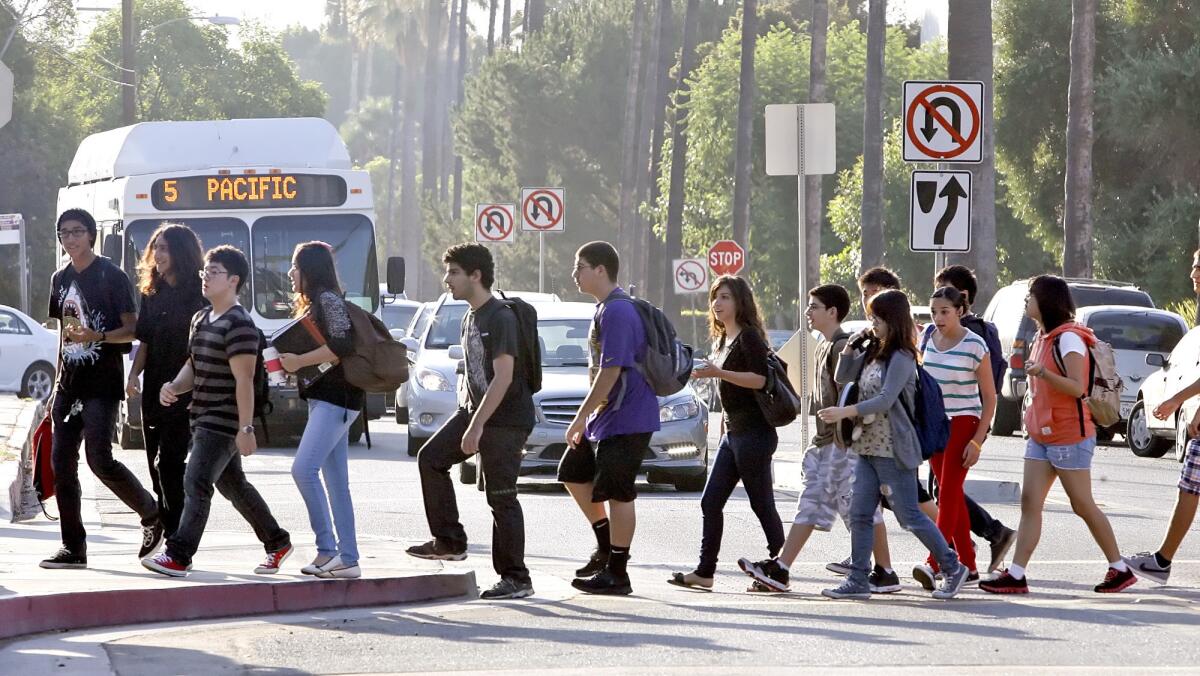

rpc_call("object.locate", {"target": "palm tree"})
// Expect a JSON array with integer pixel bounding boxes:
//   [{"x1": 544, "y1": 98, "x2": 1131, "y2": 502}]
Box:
[
  {"x1": 487, "y1": 0, "x2": 497, "y2": 54},
  {"x1": 859, "y1": 0, "x2": 886, "y2": 273},
  {"x1": 422, "y1": 0, "x2": 445, "y2": 196},
  {"x1": 644, "y1": 0, "x2": 674, "y2": 305},
  {"x1": 730, "y1": 0, "x2": 757, "y2": 249},
  {"x1": 663, "y1": 0, "x2": 700, "y2": 324},
  {"x1": 804, "y1": 0, "x2": 829, "y2": 294},
  {"x1": 1063, "y1": 0, "x2": 1096, "y2": 277},
  {"x1": 502, "y1": 0, "x2": 511, "y2": 47},
  {"x1": 617, "y1": 0, "x2": 648, "y2": 283},
  {"x1": 947, "y1": 0, "x2": 998, "y2": 306}
]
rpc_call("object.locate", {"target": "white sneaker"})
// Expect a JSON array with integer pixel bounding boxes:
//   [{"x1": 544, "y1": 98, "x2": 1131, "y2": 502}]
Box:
[
  {"x1": 301, "y1": 555, "x2": 335, "y2": 576},
  {"x1": 315, "y1": 555, "x2": 361, "y2": 579}
]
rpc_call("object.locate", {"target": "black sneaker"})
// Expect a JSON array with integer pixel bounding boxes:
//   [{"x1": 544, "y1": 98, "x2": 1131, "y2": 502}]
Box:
[
  {"x1": 987, "y1": 527, "x2": 1017, "y2": 573},
  {"x1": 869, "y1": 565, "x2": 901, "y2": 593},
  {"x1": 139, "y1": 520, "x2": 164, "y2": 558},
  {"x1": 480, "y1": 577, "x2": 534, "y2": 600},
  {"x1": 739, "y1": 557, "x2": 789, "y2": 592},
  {"x1": 571, "y1": 569, "x2": 633, "y2": 595},
  {"x1": 1094, "y1": 567, "x2": 1137, "y2": 593},
  {"x1": 406, "y1": 539, "x2": 467, "y2": 561},
  {"x1": 826, "y1": 556, "x2": 852, "y2": 576},
  {"x1": 40, "y1": 547, "x2": 87, "y2": 569},
  {"x1": 979, "y1": 569, "x2": 1029, "y2": 594},
  {"x1": 575, "y1": 548, "x2": 609, "y2": 578}
]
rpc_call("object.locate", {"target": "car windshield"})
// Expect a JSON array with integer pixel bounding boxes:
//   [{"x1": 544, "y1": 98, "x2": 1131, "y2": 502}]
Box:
[
  {"x1": 539, "y1": 319, "x2": 591, "y2": 367},
  {"x1": 767, "y1": 329, "x2": 795, "y2": 351},
  {"x1": 425, "y1": 303, "x2": 468, "y2": 349},
  {"x1": 251, "y1": 214, "x2": 379, "y2": 319},
  {"x1": 127, "y1": 218, "x2": 252, "y2": 307},
  {"x1": 1072, "y1": 287, "x2": 1153, "y2": 309},
  {"x1": 381, "y1": 303, "x2": 418, "y2": 331},
  {"x1": 1089, "y1": 313, "x2": 1184, "y2": 353}
]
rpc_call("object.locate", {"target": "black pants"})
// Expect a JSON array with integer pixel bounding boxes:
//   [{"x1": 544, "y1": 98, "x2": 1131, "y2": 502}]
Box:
[
  {"x1": 927, "y1": 472, "x2": 1005, "y2": 542},
  {"x1": 166, "y1": 428, "x2": 290, "y2": 567},
  {"x1": 697, "y1": 427, "x2": 785, "y2": 578},
  {"x1": 418, "y1": 408, "x2": 531, "y2": 584},
  {"x1": 142, "y1": 412, "x2": 190, "y2": 538},
  {"x1": 51, "y1": 395, "x2": 158, "y2": 554}
]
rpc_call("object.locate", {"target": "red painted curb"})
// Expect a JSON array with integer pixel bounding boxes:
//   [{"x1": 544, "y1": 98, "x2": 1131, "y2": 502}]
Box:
[{"x1": 0, "y1": 571, "x2": 475, "y2": 641}]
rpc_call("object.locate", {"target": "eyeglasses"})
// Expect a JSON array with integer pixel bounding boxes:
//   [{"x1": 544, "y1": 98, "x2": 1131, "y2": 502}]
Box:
[
  {"x1": 199, "y1": 268, "x2": 229, "y2": 280},
  {"x1": 57, "y1": 228, "x2": 89, "y2": 241}
]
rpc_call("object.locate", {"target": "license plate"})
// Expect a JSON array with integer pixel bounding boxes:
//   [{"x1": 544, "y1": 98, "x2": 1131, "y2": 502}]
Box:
[{"x1": 1120, "y1": 401, "x2": 1133, "y2": 420}]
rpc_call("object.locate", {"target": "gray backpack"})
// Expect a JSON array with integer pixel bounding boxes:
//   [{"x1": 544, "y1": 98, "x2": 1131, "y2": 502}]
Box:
[{"x1": 606, "y1": 292, "x2": 693, "y2": 397}]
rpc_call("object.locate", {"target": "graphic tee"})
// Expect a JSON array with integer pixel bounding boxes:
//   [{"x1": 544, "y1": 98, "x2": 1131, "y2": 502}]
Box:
[
  {"x1": 48, "y1": 256, "x2": 137, "y2": 401},
  {"x1": 458, "y1": 297, "x2": 535, "y2": 429}
]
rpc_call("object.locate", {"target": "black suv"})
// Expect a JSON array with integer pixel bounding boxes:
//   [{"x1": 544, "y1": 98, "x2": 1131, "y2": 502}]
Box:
[{"x1": 981, "y1": 278, "x2": 1155, "y2": 436}]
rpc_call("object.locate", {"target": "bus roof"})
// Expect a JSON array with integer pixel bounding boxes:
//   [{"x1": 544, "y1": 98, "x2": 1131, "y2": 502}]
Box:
[{"x1": 67, "y1": 117, "x2": 352, "y2": 185}]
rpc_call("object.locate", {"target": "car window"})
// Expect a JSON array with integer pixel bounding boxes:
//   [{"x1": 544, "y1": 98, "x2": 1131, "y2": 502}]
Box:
[
  {"x1": 381, "y1": 304, "x2": 418, "y2": 331},
  {"x1": 425, "y1": 303, "x2": 469, "y2": 349},
  {"x1": 0, "y1": 310, "x2": 30, "y2": 335},
  {"x1": 539, "y1": 319, "x2": 591, "y2": 367},
  {"x1": 1070, "y1": 286, "x2": 1154, "y2": 309},
  {"x1": 1087, "y1": 313, "x2": 1184, "y2": 353},
  {"x1": 410, "y1": 304, "x2": 432, "y2": 339}
]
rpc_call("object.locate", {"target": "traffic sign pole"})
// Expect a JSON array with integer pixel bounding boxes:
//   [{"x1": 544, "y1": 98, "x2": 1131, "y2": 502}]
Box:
[
  {"x1": 795, "y1": 106, "x2": 809, "y2": 451},
  {"x1": 539, "y1": 232, "x2": 545, "y2": 293}
]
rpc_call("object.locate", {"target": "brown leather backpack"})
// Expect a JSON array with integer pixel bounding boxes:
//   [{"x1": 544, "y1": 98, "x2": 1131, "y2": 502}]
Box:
[{"x1": 341, "y1": 301, "x2": 409, "y2": 393}]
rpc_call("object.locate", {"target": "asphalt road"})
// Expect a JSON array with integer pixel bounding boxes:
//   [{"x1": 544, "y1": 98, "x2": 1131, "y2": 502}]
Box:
[{"x1": 9, "y1": 413, "x2": 1200, "y2": 673}]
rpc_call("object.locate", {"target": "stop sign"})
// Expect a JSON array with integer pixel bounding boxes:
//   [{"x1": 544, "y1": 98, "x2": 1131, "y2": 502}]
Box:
[{"x1": 708, "y1": 240, "x2": 746, "y2": 276}]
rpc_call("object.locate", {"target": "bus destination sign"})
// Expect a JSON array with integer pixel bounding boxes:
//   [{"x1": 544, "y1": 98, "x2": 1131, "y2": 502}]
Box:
[{"x1": 151, "y1": 174, "x2": 348, "y2": 211}]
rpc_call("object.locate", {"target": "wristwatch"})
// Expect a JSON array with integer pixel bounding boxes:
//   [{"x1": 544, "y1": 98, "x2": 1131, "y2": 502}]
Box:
[{"x1": 240, "y1": 424, "x2": 255, "y2": 435}]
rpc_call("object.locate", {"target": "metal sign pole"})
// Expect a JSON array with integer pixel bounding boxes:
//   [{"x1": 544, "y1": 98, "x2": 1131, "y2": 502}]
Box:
[
  {"x1": 18, "y1": 216, "x2": 27, "y2": 314},
  {"x1": 796, "y1": 106, "x2": 810, "y2": 452},
  {"x1": 539, "y1": 232, "x2": 545, "y2": 293}
]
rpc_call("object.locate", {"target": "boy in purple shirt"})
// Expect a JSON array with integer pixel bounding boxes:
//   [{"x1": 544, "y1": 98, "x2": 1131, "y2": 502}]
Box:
[{"x1": 559, "y1": 241, "x2": 661, "y2": 595}]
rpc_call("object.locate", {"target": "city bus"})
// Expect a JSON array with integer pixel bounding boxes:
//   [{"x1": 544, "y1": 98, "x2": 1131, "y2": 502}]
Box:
[{"x1": 55, "y1": 117, "x2": 402, "y2": 447}]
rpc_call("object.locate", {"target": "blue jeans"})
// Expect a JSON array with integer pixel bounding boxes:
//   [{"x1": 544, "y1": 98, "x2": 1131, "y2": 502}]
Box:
[
  {"x1": 292, "y1": 399, "x2": 360, "y2": 565},
  {"x1": 849, "y1": 454, "x2": 959, "y2": 589}
]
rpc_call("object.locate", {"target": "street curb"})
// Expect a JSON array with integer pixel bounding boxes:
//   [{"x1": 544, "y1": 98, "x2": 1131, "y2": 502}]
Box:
[{"x1": 0, "y1": 570, "x2": 476, "y2": 641}]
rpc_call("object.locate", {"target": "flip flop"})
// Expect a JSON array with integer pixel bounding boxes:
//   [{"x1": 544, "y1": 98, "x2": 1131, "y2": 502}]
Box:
[{"x1": 667, "y1": 572, "x2": 713, "y2": 591}]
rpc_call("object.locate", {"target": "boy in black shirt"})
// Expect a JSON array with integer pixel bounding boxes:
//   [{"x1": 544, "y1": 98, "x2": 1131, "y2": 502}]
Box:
[
  {"x1": 407, "y1": 243, "x2": 536, "y2": 600},
  {"x1": 40, "y1": 209, "x2": 162, "y2": 570}
]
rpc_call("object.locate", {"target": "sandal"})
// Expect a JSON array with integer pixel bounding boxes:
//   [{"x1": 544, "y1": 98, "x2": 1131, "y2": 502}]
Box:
[{"x1": 668, "y1": 571, "x2": 714, "y2": 590}]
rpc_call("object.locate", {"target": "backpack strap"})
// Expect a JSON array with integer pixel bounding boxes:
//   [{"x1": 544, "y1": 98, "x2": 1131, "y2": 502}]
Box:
[{"x1": 919, "y1": 323, "x2": 936, "y2": 353}]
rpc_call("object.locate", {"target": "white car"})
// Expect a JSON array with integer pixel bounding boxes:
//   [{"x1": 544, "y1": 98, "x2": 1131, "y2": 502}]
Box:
[
  {"x1": 0, "y1": 304, "x2": 58, "y2": 401},
  {"x1": 1129, "y1": 324, "x2": 1200, "y2": 461}
]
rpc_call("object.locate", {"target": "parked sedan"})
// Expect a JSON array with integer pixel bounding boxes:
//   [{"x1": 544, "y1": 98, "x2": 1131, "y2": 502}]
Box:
[
  {"x1": 0, "y1": 304, "x2": 57, "y2": 401},
  {"x1": 1129, "y1": 324, "x2": 1200, "y2": 460},
  {"x1": 459, "y1": 301, "x2": 710, "y2": 492}
]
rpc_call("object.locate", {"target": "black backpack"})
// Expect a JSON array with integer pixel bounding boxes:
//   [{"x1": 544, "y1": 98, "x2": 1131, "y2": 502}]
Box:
[
  {"x1": 605, "y1": 292, "x2": 692, "y2": 396},
  {"x1": 497, "y1": 292, "x2": 543, "y2": 393},
  {"x1": 253, "y1": 328, "x2": 273, "y2": 442}
]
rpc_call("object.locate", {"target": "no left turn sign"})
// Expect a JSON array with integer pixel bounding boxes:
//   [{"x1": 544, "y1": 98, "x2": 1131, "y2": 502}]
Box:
[
  {"x1": 903, "y1": 80, "x2": 984, "y2": 163},
  {"x1": 520, "y1": 187, "x2": 565, "y2": 232},
  {"x1": 475, "y1": 203, "x2": 516, "y2": 243},
  {"x1": 672, "y1": 258, "x2": 708, "y2": 295}
]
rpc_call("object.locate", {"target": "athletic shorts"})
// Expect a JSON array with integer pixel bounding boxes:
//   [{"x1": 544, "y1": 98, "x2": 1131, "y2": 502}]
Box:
[
  {"x1": 1180, "y1": 438, "x2": 1200, "y2": 496},
  {"x1": 557, "y1": 432, "x2": 653, "y2": 503}
]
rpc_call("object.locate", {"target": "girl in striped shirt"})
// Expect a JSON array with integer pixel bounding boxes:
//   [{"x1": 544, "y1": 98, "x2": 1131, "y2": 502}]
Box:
[{"x1": 916, "y1": 286, "x2": 996, "y2": 582}]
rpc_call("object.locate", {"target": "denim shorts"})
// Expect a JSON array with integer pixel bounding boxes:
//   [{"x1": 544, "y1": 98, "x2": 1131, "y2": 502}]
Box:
[{"x1": 1024, "y1": 436, "x2": 1096, "y2": 471}]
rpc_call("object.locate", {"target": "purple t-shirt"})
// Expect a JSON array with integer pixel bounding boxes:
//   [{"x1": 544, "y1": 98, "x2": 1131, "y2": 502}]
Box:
[{"x1": 585, "y1": 288, "x2": 662, "y2": 441}]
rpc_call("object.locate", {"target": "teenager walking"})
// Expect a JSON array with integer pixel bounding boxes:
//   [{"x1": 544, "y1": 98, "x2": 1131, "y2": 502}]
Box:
[
  {"x1": 126, "y1": 224, "x2": 207, "y2": 542},
  {"x1": 143, "y1": 246, "x2": 292, "y2": 577},
  {"x1": 818, "y1": 290, "x2": 968, "y2": 600},
  {"x1": 911, "y1": 286, "x2": 995, "y2": 589},
  {"x1": 739, "y1": 284, "x2": 897, "y2": 593},
  {"x1": 41, "y1": 209, "x2": 162, "y2": 569},
  {"x1": 980, "y1": 275, "x2": 1136, "y2": 594},
  {"x1": 668, "y1": 276, "x2": 782, "y2": 590},
  {"x1": 406, "y1": 243, "x2": 536, "y2": 600},
  {"x1": 558, "y1": 241, "x2": 660, "y2": 596},
  {"x1": 279, "y1": 242, "x2": 364, "y2": 579},
  {"x1": 1126, "y1": 249, "x2": 1200, "y2": 584}
]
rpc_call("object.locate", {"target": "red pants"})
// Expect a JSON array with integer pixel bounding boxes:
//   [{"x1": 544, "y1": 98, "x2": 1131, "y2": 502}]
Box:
[{"x1": 927, "y1": 415, "x2": 980, "y2": 573}]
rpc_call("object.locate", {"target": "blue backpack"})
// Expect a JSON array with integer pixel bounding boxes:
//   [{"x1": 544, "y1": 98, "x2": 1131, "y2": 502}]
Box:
[{"x1": 903, "y1": 327, "x2": 951, "y2": 460}]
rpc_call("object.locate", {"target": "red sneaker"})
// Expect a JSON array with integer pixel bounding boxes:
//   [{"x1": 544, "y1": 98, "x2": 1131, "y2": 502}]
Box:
[
  {"x1": 142, "y1": 552, "x2": 189, "y2": 577},
  {"x1": 1094, "y1": 566, "x2": 1137, "y2": 593},
  {"x1": 254, "y1": 543, "x2": 293, "y2": 574},
  {"x1": 979, "y1": 569, "x2": 1029, "y2": 594}
]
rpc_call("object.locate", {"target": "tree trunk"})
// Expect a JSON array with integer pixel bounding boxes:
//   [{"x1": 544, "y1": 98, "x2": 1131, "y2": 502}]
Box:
[
  {"x1": 527, "y1": 0, "x2": 546, "y2": 34},
  {"x1": 453, "y1": 0, "x2": 468, "y2": 220},
  {"x1": 631, "y1": 0, "x2": 665, "y2": 295},
  {"x1": 730, "y1": 0, "x2": 757, "y2": 249},
  {"x1": 805, "y1": 0, "x2": 829, "y2": 293},
  {"x1": 363, "y1": 40, "x2": 375, "y2": 99},
  {"x1": 487, "y1": 0, "x2": 498, "y2": 55},
  {"x1": 402, "y1": 15, "x2": 424, "y2": 297},
  {"x1": 440, "y1": 0, "x2": 458, "y2": 204},
  {"x1": 348, "y1": 36, "x2": 361, "y2": 114},
  {"x1": 385, "y1": 58, "x2": 403, "y2": 258},
  {"x1": 502, "y1": 0, "x2": 511, "y2": 46},
  {"x1": 859, "y1": 0, "x2": 886, "y2": 274},
  {"x1": 645, "y1": 0, "x2": 674, "y2": 306},
  {"x1": 422, "y1": 0, "x2": 444, "y2": 196},
  {"x1": 947, "y1": 0, "x2": 998, "y2": 307},
  {"x1": 663, "y1": 0, "x2": 700, "y2": 324},
  {"x1": 618, "y1": 0, "x2": 648, "y2": 286},
  {"x1": 1063, "y1": 0, "x2": 1096, "y2": 278}
]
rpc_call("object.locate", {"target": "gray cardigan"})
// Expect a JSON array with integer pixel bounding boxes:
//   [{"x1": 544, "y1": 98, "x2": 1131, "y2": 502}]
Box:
[{"x1": 835, "y1": 347, "x2": 923, "y2": 470}]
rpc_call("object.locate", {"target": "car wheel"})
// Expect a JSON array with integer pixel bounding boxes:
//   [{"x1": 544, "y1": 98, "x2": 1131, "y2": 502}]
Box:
[
  {"x1": 673, "y1": 472, "x2": 707, "y2": 492},
  {"x1": 407, "y1": 430, "x2": 428, "y2": 457},
  {"x1": 992, "y1": 398, "x2": 1020, "y2": 437},
  {"x1": 19, "y1": 362, "x2": 54, "y2": 401},
  {"x1": 1127, "y1": 400, "x2": 1170, "y2": 458},
  {"x1": 1096, "y1": 426, "x2": 1115, "y2": 444},
  {"x1": 349, "y1": 416, "x2": 364, "y2": 444},
  {"x1": 1177, "y1": 415, "x2": 1191, "y2": 463},
  {"x1": 459, "y1": 460, "x2": 477, "y2": 485}
]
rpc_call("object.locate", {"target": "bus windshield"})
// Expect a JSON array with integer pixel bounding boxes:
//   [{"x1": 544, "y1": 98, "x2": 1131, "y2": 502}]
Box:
[
  {"x1": 127, "y1": 218, "x2": 252, "y2": 306},
  {"x1": 252, "y1": 214, "x2": 379, "y2": 319}
]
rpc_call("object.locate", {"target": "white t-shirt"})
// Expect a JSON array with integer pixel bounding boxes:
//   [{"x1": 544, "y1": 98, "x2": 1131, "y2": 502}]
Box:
[{"x1": 1057, "y1": 331, "x2": 1086, "y2": 357}]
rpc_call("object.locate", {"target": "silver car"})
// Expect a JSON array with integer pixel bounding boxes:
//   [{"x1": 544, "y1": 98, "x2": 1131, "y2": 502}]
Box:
[{"x1": 459, "y1": 301, "x2": 710, "y2": 492}]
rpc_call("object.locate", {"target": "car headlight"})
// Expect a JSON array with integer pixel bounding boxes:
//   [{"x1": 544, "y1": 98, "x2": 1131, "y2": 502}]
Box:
[
  {"x1": 660, "y1": 396, "x2": 700, "y2": 422},
  {"x1": 416, "y1": 366, "x2": 452, "y2": 392}
]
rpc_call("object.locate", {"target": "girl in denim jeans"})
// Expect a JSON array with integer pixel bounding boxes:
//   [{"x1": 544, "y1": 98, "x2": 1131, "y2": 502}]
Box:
[
  {"x1": 279, "y1": 242, "x2": 365, "y2": 579},
  {"x1": 981, "y1": 275, "x2": 1136, "y2": 594}
]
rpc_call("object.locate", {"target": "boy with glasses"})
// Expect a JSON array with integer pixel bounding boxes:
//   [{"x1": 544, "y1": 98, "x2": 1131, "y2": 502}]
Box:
[
  {"x1": 142, "y1": 246, "x2": 291, "y2": 577},
  {"x1": 40, "y1": 209, "x2": 163, "y2": 570}
]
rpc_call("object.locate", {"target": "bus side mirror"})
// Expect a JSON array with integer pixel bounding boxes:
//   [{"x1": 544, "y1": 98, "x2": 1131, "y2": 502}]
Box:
[
  {"x1": 387, "y1": 257, "x2": 405, "y2": 295},
  {"x1": 102, "y1": 234, "x2": 122, "y2": 262}
]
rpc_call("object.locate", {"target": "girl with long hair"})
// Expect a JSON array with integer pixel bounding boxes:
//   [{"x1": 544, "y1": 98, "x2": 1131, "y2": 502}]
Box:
[
  {"x1": 668, "y1": 275, "x2": 784, "y2": 590},
  {"x1": 818, "y1": 289, "x2": 967, "y2": 600},
  {"x1": 126, "y1": 223, "x2": 207, "y2": 540},
  {"x1": 278, "y1": 241, "x2": 364, "y2": 579},
  {"x1": 981, "y1": 275, "x2": 1136, "y2": 594}
]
